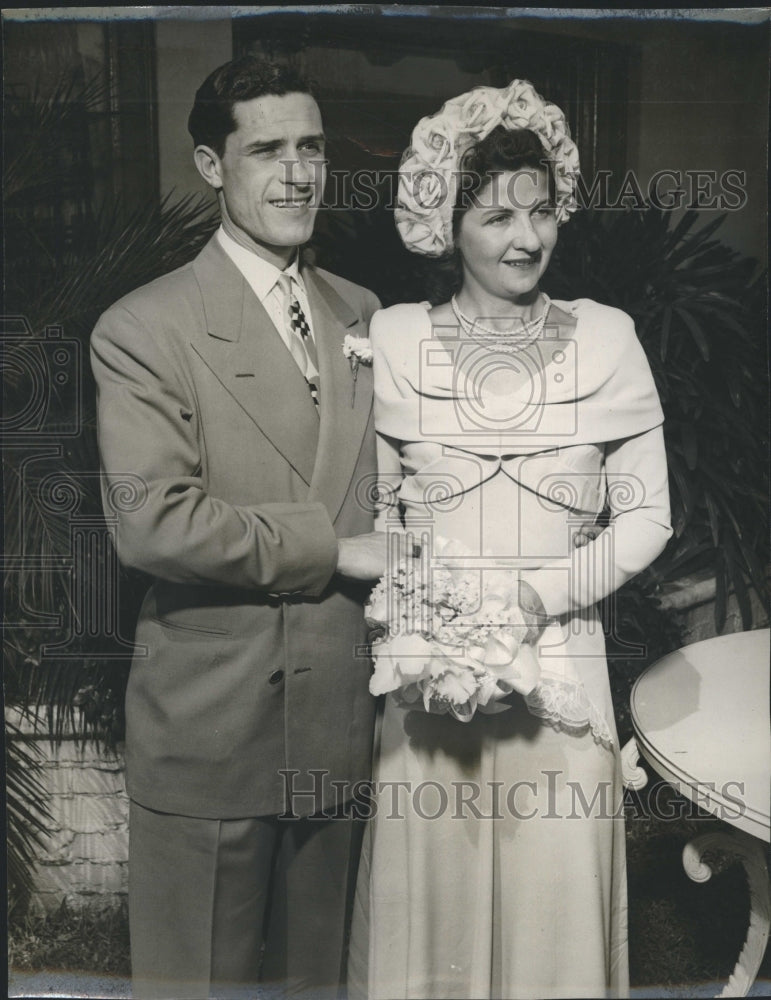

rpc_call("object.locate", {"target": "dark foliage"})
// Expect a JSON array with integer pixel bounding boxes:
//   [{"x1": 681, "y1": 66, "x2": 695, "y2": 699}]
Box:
[
  {"x1": 4, "y1": 75, "x2": 218, "y2": 906},
  {"x1": 547, "y1": 207, "x2": 769, "y2": 632},
  {"x1": 5, "y1": 722, "x2": 54, "y2": 915}
]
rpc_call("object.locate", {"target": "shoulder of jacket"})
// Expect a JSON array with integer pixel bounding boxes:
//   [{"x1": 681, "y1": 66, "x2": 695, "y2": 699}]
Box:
[
  {"x1": 100, "y1": 259, "x2": 200, "y2": 322},
  {"x1": 311, "y1": 265, "x2": 377, "y2": 304},
  {"x1": 91, "y1": 261, "x2": 204, "y2": 359}
]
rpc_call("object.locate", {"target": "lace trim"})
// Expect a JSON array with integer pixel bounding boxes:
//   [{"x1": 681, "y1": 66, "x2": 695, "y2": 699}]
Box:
[{"x1": 524, "y1": 675, "x2": 614, "y2": 749}]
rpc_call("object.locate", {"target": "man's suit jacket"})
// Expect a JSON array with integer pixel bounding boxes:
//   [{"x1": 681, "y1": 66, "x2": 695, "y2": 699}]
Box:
[{"x1": 91, "y1": 235, "x2": 381, "y2": 818}]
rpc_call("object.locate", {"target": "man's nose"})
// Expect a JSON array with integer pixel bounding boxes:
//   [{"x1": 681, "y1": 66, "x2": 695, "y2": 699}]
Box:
[{"x1": 281, "y1": 154, "x2": 318, "y2": 187}]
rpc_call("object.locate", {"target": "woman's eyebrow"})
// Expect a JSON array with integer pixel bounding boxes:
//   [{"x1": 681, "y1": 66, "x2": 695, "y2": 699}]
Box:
[{"x1": 478, "y1": 203, "x2": 511, "y2": 216}]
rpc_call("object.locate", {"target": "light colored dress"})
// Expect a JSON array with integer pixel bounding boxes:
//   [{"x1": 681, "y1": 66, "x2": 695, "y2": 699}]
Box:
[{"x1": 348, "y1": 299, "x2": 672, "y2": 1000}]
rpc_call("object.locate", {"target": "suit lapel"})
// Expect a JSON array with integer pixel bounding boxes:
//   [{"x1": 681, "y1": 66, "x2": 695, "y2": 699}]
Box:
[
  {"x1": 305, "y1": 268, "x2": 373, "y2": 523},
  {"x1": 190, "y1": 237, "x2": 318, "y2": 485}
]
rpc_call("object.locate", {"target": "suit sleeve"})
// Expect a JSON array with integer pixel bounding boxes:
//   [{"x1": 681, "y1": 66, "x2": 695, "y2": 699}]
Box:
[
  {"x1": 521, "y1": 424, "x2": 673, "y2": 616},
  {"x1": 90, "y1": 304, "x2": 339, "y2": 594}
]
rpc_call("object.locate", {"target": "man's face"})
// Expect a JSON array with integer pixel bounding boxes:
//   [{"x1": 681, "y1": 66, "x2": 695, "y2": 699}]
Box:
[{"x1": 202, "y1": 92, "x2": 326, "y2": 265}]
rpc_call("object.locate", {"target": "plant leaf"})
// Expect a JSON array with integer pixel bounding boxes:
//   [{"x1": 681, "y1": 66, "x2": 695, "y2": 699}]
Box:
[
  {"x1": 660, "y1": 306, "x2": 672, "y2": 362},
  {"x1": 674, "y1": 306, "x2": 710, "y2": 361},
  {"x1": 704, "y1": 492, "x2": 721, "y2": 548},
  {"x1": 680, "y1": 423, "x2": 698, "y2": 471}
]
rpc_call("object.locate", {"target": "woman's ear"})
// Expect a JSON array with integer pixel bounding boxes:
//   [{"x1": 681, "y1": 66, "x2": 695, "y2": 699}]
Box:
[{"x1": 194, "y1": 145, "x2": 223, "y2": 190}]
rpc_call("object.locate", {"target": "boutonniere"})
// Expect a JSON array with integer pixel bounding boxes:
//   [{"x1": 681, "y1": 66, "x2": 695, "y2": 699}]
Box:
[{"x1": 342, "y1": 335, "x2": 373, "y2": 407}]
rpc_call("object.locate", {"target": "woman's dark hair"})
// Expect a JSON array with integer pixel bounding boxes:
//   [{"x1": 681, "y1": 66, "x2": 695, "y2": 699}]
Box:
[
  {"x1": 452, "y1": 126, "x2": 555, "y2": 239},
  {"x1": 425, "y1": 126, "x2": 554, "y2": 303},
  {"x1": 188, "y1": 56, "x2": 314, "y2": 156}
]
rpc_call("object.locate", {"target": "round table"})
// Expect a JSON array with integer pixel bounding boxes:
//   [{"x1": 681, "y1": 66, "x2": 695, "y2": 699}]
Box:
[{"x1": 623, "y1": 628, "x2": 770, "y2": 998}]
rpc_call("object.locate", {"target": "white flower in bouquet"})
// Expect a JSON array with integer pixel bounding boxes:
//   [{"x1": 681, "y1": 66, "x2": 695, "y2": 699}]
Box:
[{"x1": 365, "y1": 538, "x2": 541, "y2": 722}]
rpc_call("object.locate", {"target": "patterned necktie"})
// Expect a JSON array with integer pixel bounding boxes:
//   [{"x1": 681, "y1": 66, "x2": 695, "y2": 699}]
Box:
[{"x1": 278, "y1": 272, "x2": 320, "y2": 412}]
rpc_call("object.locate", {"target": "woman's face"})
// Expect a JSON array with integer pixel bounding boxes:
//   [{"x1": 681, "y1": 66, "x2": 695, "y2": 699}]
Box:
[{"x1": 456, "y1": 168, "x2": 557, "y2": 304}]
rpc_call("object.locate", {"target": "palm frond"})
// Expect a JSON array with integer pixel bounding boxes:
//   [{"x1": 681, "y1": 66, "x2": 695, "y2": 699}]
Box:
[
  {"x1": 5, "y1": 717, "x2": 54, "y2": 913},
  {"x1": 4, "y1": 73, "x2": 107, "y2": 203}
]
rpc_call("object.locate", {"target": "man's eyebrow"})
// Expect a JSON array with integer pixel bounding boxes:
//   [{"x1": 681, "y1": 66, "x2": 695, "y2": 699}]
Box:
[
  {"x1": 299, "y1": 132, "x2": 326, "y2": 145},
  {"x1": 241, "y1": 133, "x2": 326, "y2": 153},
  {"x1": 242, "y1": 138, "x2": 283, "y2": 153}
]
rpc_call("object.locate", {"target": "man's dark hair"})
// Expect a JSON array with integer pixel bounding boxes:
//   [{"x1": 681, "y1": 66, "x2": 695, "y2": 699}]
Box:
[{"x1": 188, "y1": 56, "x2": 314, "y2": 156}]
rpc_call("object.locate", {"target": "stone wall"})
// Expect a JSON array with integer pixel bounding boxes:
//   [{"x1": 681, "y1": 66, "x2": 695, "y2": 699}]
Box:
[
  {"x1": 660, "y1": 572, "x2": 770, "y2": 645},
  {"x1": 10, "y1": 719, "x2": 129, "y2": 913}
]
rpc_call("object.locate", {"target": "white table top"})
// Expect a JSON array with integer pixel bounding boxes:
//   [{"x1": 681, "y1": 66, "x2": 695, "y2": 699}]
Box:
[{"x1": 631, "y1": 629, "x2": 770, "y2": 841}]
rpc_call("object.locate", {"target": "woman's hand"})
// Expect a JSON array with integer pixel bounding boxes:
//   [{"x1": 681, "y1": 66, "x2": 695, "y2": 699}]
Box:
[
  {"x1": 336, "y1": 531, "x2": 388, "y2": 580},
  {"x1": 517, "y1": 579, "x2": 554, "y2": 645},
  {"x1": 336, "y1": 525, "x2": 605, "y2": 588},
  {"x1": 518, "y1": 525, "x2": 604, "y2": 642}
]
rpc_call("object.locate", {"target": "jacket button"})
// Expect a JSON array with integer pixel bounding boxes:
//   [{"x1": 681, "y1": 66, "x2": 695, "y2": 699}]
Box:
[{"x1": 268, "y1": 670, "x2": 284, "y2": 685}]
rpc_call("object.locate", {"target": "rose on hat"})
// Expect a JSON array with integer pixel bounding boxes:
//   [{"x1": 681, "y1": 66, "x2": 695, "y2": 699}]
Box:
[{"x1": 396, "y1": 79, "x2": 581, "y2": 258}]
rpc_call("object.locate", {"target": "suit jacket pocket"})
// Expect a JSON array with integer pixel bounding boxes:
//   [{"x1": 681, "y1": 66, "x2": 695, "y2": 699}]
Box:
[
  {"x1": 145, "y1": 580, "x2": 279, "y2": 639},
  {"x1": 150, "y1": 615, "x2": 232, "y2": 637}
]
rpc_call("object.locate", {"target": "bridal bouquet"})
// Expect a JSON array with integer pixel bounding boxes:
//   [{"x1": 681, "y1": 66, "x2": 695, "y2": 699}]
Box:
[{"x1": 366, "y1": 538, "x2": 540, "y2": 722}]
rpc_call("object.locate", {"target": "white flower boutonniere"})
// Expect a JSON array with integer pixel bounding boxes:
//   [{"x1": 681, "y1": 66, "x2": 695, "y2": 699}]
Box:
[{"x1": 342, "y1": 335, "x2": 373, "y2": 407}]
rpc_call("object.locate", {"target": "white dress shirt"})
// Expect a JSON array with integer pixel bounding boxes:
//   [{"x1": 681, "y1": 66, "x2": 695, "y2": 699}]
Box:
[{"x1": 216, "y1": 225, "x2": 319, "y2": 381}]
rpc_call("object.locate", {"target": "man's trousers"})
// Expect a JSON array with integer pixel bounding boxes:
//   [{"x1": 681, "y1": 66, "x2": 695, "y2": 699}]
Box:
[{"x1": 129, "y1": 800, "x2": 363, "y2": 999}]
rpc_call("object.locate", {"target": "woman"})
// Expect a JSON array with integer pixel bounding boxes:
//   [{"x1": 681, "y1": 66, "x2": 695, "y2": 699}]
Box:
[{"x1": 348, "y1": 81, "x2": 672, "y2": 1000}]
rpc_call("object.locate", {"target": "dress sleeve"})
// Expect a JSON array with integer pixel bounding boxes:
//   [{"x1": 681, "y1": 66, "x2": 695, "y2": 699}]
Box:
[
  {"x1": 370, "y1": 305, "x2": 424, "y2": 443},
  {"x1": 521, "y1": 424, "x2": 673, "y2": 616},
  {"x1": 370, "y1": 307, "x2": 419, "y2": 533},
  {"x1": 374, "y1": 432, "x2": 405, "y2": 532}
]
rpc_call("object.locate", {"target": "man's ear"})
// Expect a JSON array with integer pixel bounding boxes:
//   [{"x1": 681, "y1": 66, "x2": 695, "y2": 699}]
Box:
[{"x1": 194, "y1": 145, "x2": 223, "y2": 190}]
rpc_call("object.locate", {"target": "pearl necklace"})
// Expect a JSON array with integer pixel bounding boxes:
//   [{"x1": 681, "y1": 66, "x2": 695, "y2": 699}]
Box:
[{"x1": 451, "y1": 293, "x2": 551, "y2": 352}]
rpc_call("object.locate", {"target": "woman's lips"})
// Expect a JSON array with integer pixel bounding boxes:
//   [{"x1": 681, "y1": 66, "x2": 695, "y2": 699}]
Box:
[{"x1": 502, "y1": 252, "x2": 542, "y2": 268}]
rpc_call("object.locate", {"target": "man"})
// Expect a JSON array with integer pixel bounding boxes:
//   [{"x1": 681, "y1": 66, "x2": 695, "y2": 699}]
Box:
[{"x1": 91, "y1": 56, "x2": 385, "y2": 999}]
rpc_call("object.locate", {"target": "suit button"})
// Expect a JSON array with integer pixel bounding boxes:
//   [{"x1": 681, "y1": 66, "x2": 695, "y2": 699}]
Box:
[{"x1": 268, "y1": 670, "x2": 284, "y2": 685}]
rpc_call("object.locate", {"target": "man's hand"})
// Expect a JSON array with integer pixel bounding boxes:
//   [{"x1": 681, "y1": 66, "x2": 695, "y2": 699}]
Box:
[
  {"x1": 336, "y1": 524, "x2": 604, "y2": 583},
  {"x1": 336, "y1": 531, "x2": 388, "y2": 580},
  {"x1": 573, "y1": 522, "x2": 604, "y2": 548}
]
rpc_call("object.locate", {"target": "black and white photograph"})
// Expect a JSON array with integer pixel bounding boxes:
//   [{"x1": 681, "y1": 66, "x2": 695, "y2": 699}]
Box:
[{"x1": 3, "y1": 6, "x2": 770, "y2": 1000}]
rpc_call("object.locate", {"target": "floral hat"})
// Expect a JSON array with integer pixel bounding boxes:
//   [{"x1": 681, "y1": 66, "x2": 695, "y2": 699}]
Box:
[{"x1": 395, "y1": 80, "x2": 581, "y2": 258}]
